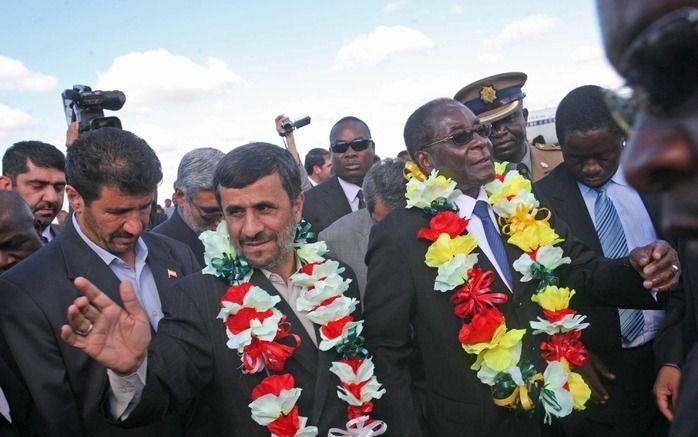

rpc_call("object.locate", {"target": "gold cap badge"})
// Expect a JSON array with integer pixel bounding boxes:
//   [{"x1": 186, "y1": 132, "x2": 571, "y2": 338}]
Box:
[{"x1": 479, "y1": 85, "x2": 497, "y2": 104}]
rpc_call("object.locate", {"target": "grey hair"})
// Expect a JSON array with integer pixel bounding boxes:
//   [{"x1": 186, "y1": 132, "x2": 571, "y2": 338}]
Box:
[
  {"x1": 174, "y1": 147, "x2": 226, "y2": 198},
  {"x1": 362, "y1": 158, "x2": 408, "y2": 213}
]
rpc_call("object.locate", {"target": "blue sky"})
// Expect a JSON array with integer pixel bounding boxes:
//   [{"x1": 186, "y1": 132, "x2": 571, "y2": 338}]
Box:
[{"x1": 0, "y1": 0, "x2": 620, "y2": 202}]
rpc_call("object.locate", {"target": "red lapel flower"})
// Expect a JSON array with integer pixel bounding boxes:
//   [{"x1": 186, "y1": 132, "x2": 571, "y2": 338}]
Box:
[
  {"x1": 320, "y1": 315, "x2": 354, "y2": 340},
  {"x1": 540, "y1": 330, "x2": 588, "y2": 367},
  {"x1": 251, "y1": 373, "x2": 296, "y2": 400},
  {"x1": 458, "y1": 307, "x2": 505, "y2": 345},
  {"x1": 226, "y1": 307, "x2": 274, "y2": 334},
  {"x1": 221, "y1": 282, "x2": 252, "y2": 306},
  {"x1": 267, "y1": 405, "x2": 300, "y2": 437},
  {"x1": 417, "y1": 211, "x2": 469, "y2": 241},
  {"x1": 451, "y1": 268, "x2": 508, "y2": 319}
]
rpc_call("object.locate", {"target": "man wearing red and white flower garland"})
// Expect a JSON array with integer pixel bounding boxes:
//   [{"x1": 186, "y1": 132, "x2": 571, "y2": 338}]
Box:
[
  {"x1": 60, "y1": 143, "x2": 380, "y2": 436},
  {"x1": 362, "y1": 98, "x2": 680, "y2": 437}
]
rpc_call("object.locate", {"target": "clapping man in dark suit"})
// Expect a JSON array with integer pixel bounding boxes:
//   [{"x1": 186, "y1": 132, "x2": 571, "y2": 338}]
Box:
[
  {"x1": 302, "y1": 116, "x2": 375, "y2": 234},
  {"x1": 536, "y1": 85, "x2": 670, "y2": 436},
  {"x1": 0, "y1": 141, "x2": 66, "y2": 244},
  {"x1": 362, "y1": 97, "x2": 680, "y2": 437},
  {"x1": 0, "y1": 128, "x2": 200, "y2": 437},
  {"x1": 152, "y1": 147, "x2": 225, "y2": 266},
  {"x1": 59, "y1": 143, "x2": 361, "y2": 435}
]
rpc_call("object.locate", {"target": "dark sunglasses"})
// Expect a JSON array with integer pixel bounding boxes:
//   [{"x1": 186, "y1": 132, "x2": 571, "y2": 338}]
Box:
[
  {"x1": 606, "y1": 8, "x2": 698, "y2": 132},
  {"x1": 330, "y1": 138, "x2": 374, "y2": 154},
  {"x1": 421, "y1": 123, "x2": 492, "y2": 150}
]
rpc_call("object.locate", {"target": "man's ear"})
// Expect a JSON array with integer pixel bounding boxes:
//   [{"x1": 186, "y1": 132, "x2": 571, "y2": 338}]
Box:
[
  {"x1": 293, "y1": 192, "x2": 304, "y2": 223},
  {"x1": 173, "y1": 187, "x2": 187, "y2": 208},
  {"x1": 0, "y1": 175, "x2": 13, "y2": 190},
  {"x1": 65, "y1": 185, "x2": 83, "y2": 213},
  {"x1": 413, "y1": 150, "x2": 435, "y2": 175},
  {"x1": 522, "y1": 107, "x2": 529, "y2": 123}
]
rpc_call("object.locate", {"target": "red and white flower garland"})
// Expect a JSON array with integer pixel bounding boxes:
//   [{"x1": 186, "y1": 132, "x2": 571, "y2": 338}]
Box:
[{"x1": 200, "y1": 222, "x2": 386, "y2": 436}]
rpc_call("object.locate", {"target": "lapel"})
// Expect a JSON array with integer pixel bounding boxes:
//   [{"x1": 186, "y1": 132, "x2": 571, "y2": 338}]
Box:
[
  {"x1": 323, "y1": 176, "x2": 352, "y2": 217},
  {"x1": 141, "y1": 234, "x2": 186, "y2": 296},
  {"x1": 543, "y1": 164, "x2": 603, "y2": 254},
  {"x1": 250, "y1": 270, "x2": 318, "y2": 375},
  {"x1": 60, "y1": 219, "x2": 124, "y2": 305}
]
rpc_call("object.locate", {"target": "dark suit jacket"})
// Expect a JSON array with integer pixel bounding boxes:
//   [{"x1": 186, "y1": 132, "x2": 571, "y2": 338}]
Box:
[
  {"x1": 302, "y1": 176, "x2": 353, "y2": 235},
  {"x1": 0, "y1": 332, "x2": 38, "y2": 437},
  {"x1": 362, "y1": 199, "x2": 658, "y2": 437},
  {"x1": 535, "y1": 163, "x2": 666, "y2": 427},
  {"x1": 152, "y1": 209, "x2": 205, "y2": 267},
  {"x1": 0, "y1": 218, "x2": 200, "y2": 437},
  {"x1": 124, "y1": 264, "x2": 360, "y2": 435}
]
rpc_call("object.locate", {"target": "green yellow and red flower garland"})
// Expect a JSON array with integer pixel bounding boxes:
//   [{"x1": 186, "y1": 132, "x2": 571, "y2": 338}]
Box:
[
  {"x1": 404, "y1": 161, "x2": 592, "y2": 422},
  {"x1": 199, "y1": 221, "x2": 386, "y2": 437}
]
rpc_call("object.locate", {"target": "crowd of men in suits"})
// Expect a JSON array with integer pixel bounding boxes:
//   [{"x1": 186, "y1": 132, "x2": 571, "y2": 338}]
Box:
[{"x1": 1, "y1": 1, "x2": 698, "y2": 436}]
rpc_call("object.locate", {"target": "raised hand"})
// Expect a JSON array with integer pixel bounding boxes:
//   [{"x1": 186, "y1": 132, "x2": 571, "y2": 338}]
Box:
[
  {"x1": 60, "y1": 276, "x2": 151, "y2": 375},
  {"x1": 629, "y1": 240, "x2": 680, "y2": 292}
]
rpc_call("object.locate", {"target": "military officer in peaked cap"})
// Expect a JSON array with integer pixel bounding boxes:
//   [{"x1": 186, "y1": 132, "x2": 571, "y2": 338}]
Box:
[{"x1": 454, "y1": 72, "x2": 563, "y2": 181}]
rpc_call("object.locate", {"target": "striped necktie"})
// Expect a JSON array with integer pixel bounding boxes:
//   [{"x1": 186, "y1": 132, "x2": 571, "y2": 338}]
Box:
[
  {"x1": 594, "y1": 182, "x2": 644, "y2": 343},
  {"x1": 473, "y1": 200, "x2": 513, "y2": 289}
]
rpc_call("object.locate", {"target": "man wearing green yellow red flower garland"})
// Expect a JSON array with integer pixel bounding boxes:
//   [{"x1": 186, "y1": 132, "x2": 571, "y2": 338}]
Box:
[
  {"x1": 60, "y1": 143, "x2": 388, "y2": 436},
  {"x1": 362, "y1": 98, "x2": 680, "y2": 437}
]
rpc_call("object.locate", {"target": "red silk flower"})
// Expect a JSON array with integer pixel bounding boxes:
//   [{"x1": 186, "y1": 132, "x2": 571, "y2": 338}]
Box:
[
  {"x1": 301, "y1": 262, "x2": 322, "y2": 275},
  {"x1": 267, "y1": 405, "x2": 300, "y2": 437},
  {"x1": 220, "y1": 282, "x2": 252, "y2": 306},
  {"x1": 451, "y1": 268, "x2": 508, "y2": 319},
  {"x1": 543, "y1": 308, "x2": 577, "y2": 323},
  {"x1": 251, "y1": 373, "x2": 296, "y2": 400},
  {"x1": 320, "y1": 315, "x2": 354, "y2": 340},
  {"x1": 348, "y1": 402, "x2": 375, "y2": 420},
  {"x1": 458, "y1": 307, "x2": 505, "y2": 345},
  {"x1": 242, "y1": 319, "x2": 301, "y2": 373},
  {"x1": 417, "y1": 211, "x2": 469, "y2": 241},
  {"x1": 225, "y1": 307, "x2": 274, "y2": 334},
  {"x1": 540, "y1": 330, "x2": 588, "y2": 367}
]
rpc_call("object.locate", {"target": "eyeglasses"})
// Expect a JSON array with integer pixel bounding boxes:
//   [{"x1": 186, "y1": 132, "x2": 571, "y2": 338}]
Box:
[
  {"x1": 330, "y1": 138, "x2": 374, "y2": 154},
  {"x1": 189, "y1": 200, "x2": 222, "y2": 223},
  {"x1": 606, "y1": 8, "x2": 698, "y2": 132},
  {"x1": 420, "y1": 123, "x2": 492, "y2": 150}
]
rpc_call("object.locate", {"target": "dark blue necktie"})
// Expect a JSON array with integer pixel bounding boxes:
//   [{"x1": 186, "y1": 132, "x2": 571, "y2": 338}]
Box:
[
  {"x1": 472, "y1": 200, "x2": 513, "y2": 289},
  {"x1": 594, "y1": 182, "x2": 644, "y2": 343}
]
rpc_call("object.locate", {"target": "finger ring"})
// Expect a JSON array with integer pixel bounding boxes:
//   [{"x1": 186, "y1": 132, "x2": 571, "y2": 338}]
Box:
[
  {"x1": 74, "y1": 322, "x2": 94, "y2": 337},
  {"x1": 672, "y1": 264, "x2": 680, "y2": 272}
]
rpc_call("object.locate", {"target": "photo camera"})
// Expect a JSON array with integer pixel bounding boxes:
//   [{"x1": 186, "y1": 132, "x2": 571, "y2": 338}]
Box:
[
  {"x1": 62, "y1": 85, "x2": 126, "y2": 133},
  {"x1": 282, "y1": 115, "x2": 311, "y2": 134}
]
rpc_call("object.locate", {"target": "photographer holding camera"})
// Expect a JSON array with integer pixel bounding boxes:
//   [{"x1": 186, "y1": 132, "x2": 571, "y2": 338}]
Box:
[{"x1": 274, "y1": 114, "x2": 313, "y2": 191}]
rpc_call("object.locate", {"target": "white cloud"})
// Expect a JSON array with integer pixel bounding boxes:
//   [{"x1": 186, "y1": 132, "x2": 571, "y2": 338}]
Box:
[
  {"x1": 451, "y1": 4, "x2": 465, "y2": 14},
  {"x1": 477, "y1": 53, "x2": 503, "y2": 64},
  {"x1": 570, "y1": 45, "x2": 604, "y2": 62},
  {"x1": 0, "y1": 104, "x2": 35, "y2": 139},
  {"x1": 332, "y1": 26, "x2": 434, "y2": 71},
  {"x1": 498, "y1": 15, "x2": 559, "y2": 43},
  {"x1": 382, "y1": 1, "x2": 404, "y2": 13},
  {"x1": 96, "y1": 49, "x2": 242, "y2": 108},
  {"x1": 0, "y1": 55, "x2": 57, "y2": 91}
]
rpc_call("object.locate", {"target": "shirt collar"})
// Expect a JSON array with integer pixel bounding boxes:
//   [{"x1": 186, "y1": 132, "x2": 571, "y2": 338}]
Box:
[
  {"x1": 72, "y1": 214, "x2": 148, "y2": 267},
  {"x1": 577, "y1": 165, "x2": 627, "y2": 194},
  {"x1": 337, "y1": 176, "x2": 361, "y2": 202},
  {"x1": 260, "y1": 255, "x2": 302, "y2": 284},
  {"x1": 453, "y1": 187, "x2": 490, "y2": 218},
  {"x1": 41, "y1": 225, "x2": 54, "y2": 242}
]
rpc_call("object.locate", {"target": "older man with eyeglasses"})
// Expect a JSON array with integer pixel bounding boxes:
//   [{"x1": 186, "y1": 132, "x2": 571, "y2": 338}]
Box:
[
  {"x1": 152, "y1": 147, "x2": 225, "y2": 266},
  {"x1": 302, "y1": 116, "x2": 376, "y2": 234}
]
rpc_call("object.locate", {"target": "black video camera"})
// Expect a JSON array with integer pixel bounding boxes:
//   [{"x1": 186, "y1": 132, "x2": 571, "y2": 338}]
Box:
[
  {"x1": 62, "y1": 85, "x2": 126, "y2": 133},
  {"x1": 281, "y1": 115, "x2": 311, "y2": 134}
]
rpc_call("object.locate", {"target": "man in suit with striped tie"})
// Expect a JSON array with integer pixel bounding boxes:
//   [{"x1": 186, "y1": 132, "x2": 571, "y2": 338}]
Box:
[{"x1": 536, "y1": 85, "x2": 671, "y2": 437}]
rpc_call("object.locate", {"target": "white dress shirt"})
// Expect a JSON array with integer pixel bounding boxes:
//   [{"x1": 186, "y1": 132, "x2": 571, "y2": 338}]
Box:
[
  {"x1": 0, "y1": 386, "x2": 10, "y2": 423},
  {"x1": 453, "y1": 188, "x2": 513, "y2": 292},
  {"x1": 576, "y1": 166, "x2": 664, "y2": 348},
  {"x1": 337, "y1": 177, "x2": 363, "y2": 212}
]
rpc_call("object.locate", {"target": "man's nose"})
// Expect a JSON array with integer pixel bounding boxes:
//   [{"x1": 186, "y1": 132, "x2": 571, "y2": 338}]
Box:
[
  {"x1": 122, "y1": 213, "x2": 144, "y2": 236},
  {"x1": 42, "y1": 186, "x2": 59, "y2": 203},
  {"x1": 623, "y1": 114, "x2": 695, "y2": 192}
]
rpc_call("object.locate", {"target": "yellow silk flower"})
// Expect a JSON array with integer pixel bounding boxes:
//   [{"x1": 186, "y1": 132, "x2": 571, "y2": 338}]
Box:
[
  {"x1": 531, "y1": 286, "x2": 576, "y2": 312},
  {"x1": 507, "y1": 222, "x2": 563, "y2": 252},
  {"x1": 405, "y1": 172, "x2": 458, "y2": 209},
  {"x1": 488, "y1": 173, "x2": 532, "y2": 205},
  {"x1": 425, "y1": 233, "x2": 478, "y2": 267},
  {"x1": 560, "y1": 359, "x2": 591, "y2": 410},
  {"x1": 464, "y1": 324, "x2": 526, "y2": 372},
  {"x1": 494, "y1": 161, "x2": 508, "y2": 176}
]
